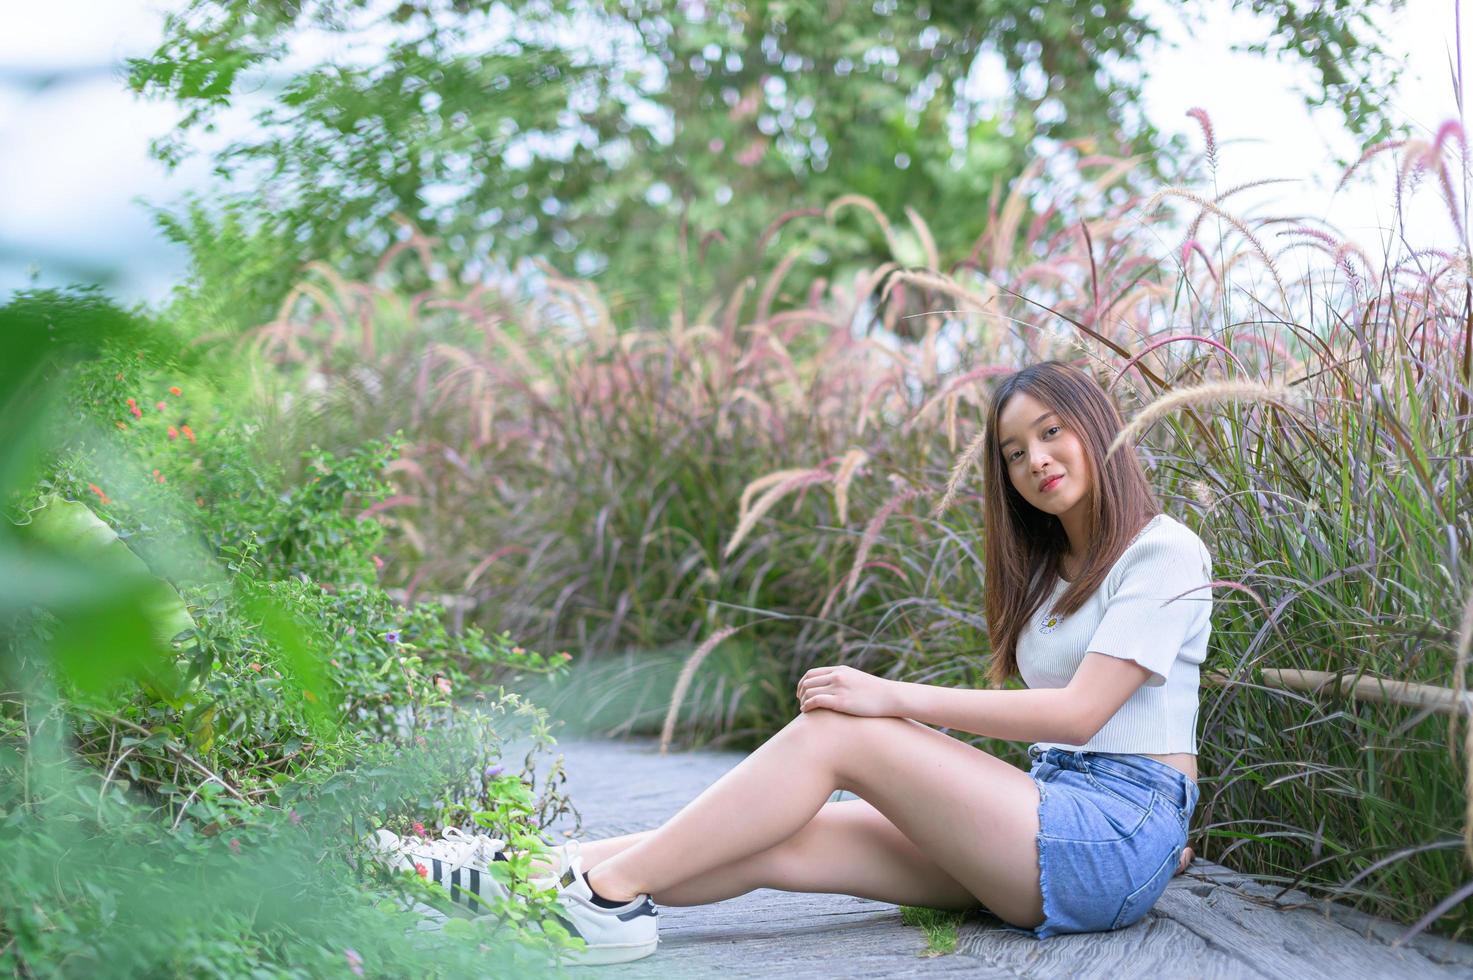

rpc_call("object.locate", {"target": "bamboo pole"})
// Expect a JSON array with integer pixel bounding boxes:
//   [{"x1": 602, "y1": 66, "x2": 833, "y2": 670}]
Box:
[{"x1": 1204, "y1": 668, "x2": 1473, "y2": 716}]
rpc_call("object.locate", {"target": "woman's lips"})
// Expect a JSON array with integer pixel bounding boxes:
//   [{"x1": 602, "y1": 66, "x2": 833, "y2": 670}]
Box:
[{"x1": 1040, "y1": 475, "x2": 1064, "y2": 492}]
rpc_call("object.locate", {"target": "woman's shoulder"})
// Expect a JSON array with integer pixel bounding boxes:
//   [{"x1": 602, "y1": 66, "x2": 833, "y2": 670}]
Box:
[{"x1": 1112, "y1": 514, "x2": 1212, "y2": 579}]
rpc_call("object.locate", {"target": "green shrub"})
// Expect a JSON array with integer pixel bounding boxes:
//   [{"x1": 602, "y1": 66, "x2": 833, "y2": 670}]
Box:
[{"x1": 0, "y1": 288, "x2": 585, "y2": 976}]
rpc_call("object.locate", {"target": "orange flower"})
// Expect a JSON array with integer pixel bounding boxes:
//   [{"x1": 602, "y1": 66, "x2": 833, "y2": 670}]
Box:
[
  {"x1": 155, "y1": 401, "x2": 166, "y2": 411},
  {"x1": 248, "y1": 662, "x2": 263, "y2": 672},
  {"x1": 414, "y1": 862, "x2": 429, "y2": 879},
  {"x1": 181, "y1": 424, "x2": 196, "y2": 443},
  {"x1": 125, "y1": 397, "x2": 136, "y2": 407},
  {"x1": 87, "y1": 483, "x2": 112, "y2": 505},
  {"x1": 129, "y1": 405, "x2": 142, "y2": 419},
  {"x1": 167, "y1": 426, "x2": 179, "y2": 440},
  {"x1": 169, "y1": 386, "x2": 182, "y2": 396},
  {"x1": 153, "y1": 469, "x2": 166, "y2": 484}
]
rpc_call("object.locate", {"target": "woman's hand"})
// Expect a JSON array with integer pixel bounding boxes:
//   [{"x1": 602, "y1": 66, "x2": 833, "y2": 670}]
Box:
[{"x1": 796, "y1": 665, "x2": 899, "y2": 718}]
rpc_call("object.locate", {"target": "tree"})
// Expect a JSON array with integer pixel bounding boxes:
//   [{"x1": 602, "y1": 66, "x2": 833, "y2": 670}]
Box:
[{"x1": 129, "y1": 0, "x2": 1407, "y2": 326}]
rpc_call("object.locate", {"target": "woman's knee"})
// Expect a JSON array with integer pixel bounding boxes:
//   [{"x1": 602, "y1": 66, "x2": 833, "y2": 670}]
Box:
[
  {"x1": 793, "y1": 710, "x2": 914, "y2": 774},
  {"x1": 788, "y1": 707, "x2": 877, "y2": 753}
]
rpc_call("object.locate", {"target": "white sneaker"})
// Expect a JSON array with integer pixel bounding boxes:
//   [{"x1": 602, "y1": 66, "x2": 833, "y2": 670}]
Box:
[
  {"x1": 540, "y1": 844, "x2": 658, "y2": 965},
  {"x1": 528, "y1": 838, "x2": 579, "y2": 888},
  {"x1": 367, "y1": 827, "x2": 511, "y2": 916}
]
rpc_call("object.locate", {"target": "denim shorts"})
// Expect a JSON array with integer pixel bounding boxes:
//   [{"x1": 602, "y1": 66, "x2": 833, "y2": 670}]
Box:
[{"x1": 1007, "y1": 746, "x2": 1200, "y2": 939}]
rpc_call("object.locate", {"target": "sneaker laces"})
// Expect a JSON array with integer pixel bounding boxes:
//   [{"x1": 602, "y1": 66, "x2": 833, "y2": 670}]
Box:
[{"x1": 407, "y1": 827, "x2": 508, "y2": 877}]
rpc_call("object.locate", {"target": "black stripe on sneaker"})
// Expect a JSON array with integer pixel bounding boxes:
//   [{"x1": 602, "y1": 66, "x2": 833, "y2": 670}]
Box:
[
  {"x1": 432, "y1": 858, "x2": 443, "y2": 885},
  {"x1": 451, "y1": 868, "x2": 461, "y2": 904},
  {"x1": 617, "y1": 899, "x2": 657, "y2": 922},
  {"x1": 469, "y1": 868, "x2": 481, "y2": 903},
  {"x1": 494, "y1": 850, "x2": 508, "y2": 861},
  {"x1": 555, "y1": 913, "x2": 584, "y2": 941}
]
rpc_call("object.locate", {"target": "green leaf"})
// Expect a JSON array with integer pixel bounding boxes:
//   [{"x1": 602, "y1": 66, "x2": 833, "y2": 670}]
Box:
[{"x1": 20, "y1": 495, "x2": 196, "y2": 648}]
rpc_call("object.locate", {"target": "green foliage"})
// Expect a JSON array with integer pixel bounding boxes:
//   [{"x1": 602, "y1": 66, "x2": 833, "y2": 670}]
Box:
[
  {"x1": 899, "y1": 905, "x2": 965, "y2": 956},
  {"x1": 0, "y1": 717, "x2": 571, "y2": 978},
  {"x1": 128, "y1": 0, "x2": 1408, "y2": 326},
  {"x1": 0, "y1": 288, "x2": 584, "y2": 976}
]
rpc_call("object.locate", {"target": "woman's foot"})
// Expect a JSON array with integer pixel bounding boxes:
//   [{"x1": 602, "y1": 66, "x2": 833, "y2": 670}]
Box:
[
  {"x1": 1175, "y1": 845, "x2": 1195, "y2": 875},
  {"x1": 544, "y1": 849, "x2": 659, "y2": 965}
]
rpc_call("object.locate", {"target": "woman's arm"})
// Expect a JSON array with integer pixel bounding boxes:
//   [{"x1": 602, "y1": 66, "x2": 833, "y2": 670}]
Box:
[
  {"x1": 797, "y1": 654, "x2": 1152, "y2": 744},
  {"x1": 889, "y1": 653, "x2": 1154, "y2": 744},
  {"x1": 889, "y1": 683, "x2": 1086, "y2": 743}
]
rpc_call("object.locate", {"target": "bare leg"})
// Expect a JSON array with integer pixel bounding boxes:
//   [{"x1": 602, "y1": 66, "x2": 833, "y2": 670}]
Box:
[
  {"x1": 525, "y1": 831, "x2": 654, "y2": 878},
  {"x1": 583, "y1": 709, "x2": 1046, "y2": 929},
  {"x1": 580, "y1": 833, "x2": 650, "y2": 865},
  {"x1": 537, "y1": 801, "x2": 978, "y2": 909},
  {"x1": 650, "y1": 798, "x2": 979, "y2": 909},
  {"x1": 534, "y1": 818, "x2": 1189, "y2": 902}
]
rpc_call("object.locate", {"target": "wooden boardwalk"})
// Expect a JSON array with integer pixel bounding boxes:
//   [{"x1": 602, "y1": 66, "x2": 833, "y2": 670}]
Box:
[{"x1": 531, "y1": 737, "x2": 1473, "y2": 978}]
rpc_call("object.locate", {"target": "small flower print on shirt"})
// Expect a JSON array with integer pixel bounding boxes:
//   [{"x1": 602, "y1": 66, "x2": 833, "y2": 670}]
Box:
[{"x1": 1038, "y1": 610, "x2": 1063, "y2": 634}]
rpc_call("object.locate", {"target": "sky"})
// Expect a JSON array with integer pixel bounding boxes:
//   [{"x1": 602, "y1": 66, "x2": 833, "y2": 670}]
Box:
[{"x1": 0, "y1": 1, "x2": 1465, "y2": 309}]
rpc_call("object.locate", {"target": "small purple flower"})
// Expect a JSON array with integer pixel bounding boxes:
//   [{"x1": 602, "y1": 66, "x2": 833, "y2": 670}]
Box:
[
  {"x1": 344, "y1": 947, "x2": 364, "y2": 977},
  {"x1": 483, "y1": 764, "x2": 504, "y2": 780},
  {"x1": 384, "y1": 630, "x2": 400, "y2": 644},
  {"x1": 289, "y1": 809, "x2": 302, "y2": 826}
]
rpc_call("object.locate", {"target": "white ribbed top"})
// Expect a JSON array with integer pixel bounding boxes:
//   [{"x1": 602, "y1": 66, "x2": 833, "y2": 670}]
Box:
[{"x1": 1016, "y1": 513, "x2": 1212, "y2": 755}]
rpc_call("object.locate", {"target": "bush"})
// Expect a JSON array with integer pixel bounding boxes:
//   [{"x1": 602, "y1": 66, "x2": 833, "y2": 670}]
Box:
[{"x1": 0, "y1": 288, "x2": 586, "y2": 976}]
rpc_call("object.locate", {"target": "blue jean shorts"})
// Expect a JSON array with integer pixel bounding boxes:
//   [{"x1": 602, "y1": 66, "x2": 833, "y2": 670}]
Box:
[{"x1": 1008, "y1": 746, "x2": 1200, "y2": 939}]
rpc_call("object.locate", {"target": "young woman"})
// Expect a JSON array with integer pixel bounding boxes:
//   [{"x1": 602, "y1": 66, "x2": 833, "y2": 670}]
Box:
[{"x1": 373, "y1": 360, "x2": 1211, "y2": 964}]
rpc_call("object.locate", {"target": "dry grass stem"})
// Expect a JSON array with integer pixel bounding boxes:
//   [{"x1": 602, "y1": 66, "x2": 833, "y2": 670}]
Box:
[
  {"x1": 904, "y1": 205, "x2": 940, "y2": 269},
  {"x1": 725, "y1": 470, "x2": 834, "y2": 558},
  {"x1": 933, "y1": 427, "x2": 990, "y2": 518},
  {"x1": 660, "y1": 626, "x2": 739, "y2": 755},
  {"x1": 832, "y1": 449, "x2": 869, "y2": 525},
  {"x1": 1105, "y1": 380, "x2": 1301, "y2": 461},
  {"x1": 845, "y1": 486, "x2": 920, "y2": 599},
  {"x1": 880, "y1": 269, "x2": 994, "y2": 316},
  {"x1": 736, "y1": 468, "x2": 817, "y2": 525},
  {"x1": 825, "y1": 194, "x2": 900, "y2": 256},
  {"x1": 1144, "y1": 187, "x2": 1286, "y2": 299}
]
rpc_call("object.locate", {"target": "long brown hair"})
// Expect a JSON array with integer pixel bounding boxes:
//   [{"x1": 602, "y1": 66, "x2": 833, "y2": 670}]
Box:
[{"x1": 982, "y1": 361, "x2": 1161, "y2": 687}]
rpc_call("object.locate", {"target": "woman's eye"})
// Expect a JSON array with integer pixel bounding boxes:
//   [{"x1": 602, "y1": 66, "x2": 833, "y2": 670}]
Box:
[{"x1": 1045, "y1": 426, "x2": 1060, "y2": 437}]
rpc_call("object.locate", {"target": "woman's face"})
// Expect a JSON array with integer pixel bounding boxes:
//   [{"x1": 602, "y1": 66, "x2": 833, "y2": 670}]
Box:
[{"x1": 997, "y1": 391, "x2": 1092, "y2": 520}]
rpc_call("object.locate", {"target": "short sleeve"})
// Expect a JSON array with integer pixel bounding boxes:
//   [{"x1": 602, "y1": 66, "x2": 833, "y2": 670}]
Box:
[{"x1": 1086, "y1": 530, "x2": 1212, "y2": 687}]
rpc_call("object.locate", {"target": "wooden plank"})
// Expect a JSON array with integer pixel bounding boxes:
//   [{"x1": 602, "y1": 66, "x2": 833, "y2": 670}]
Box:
[{"x1": 958, "y1": 905, "x2": 1262, "y2": 979}]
